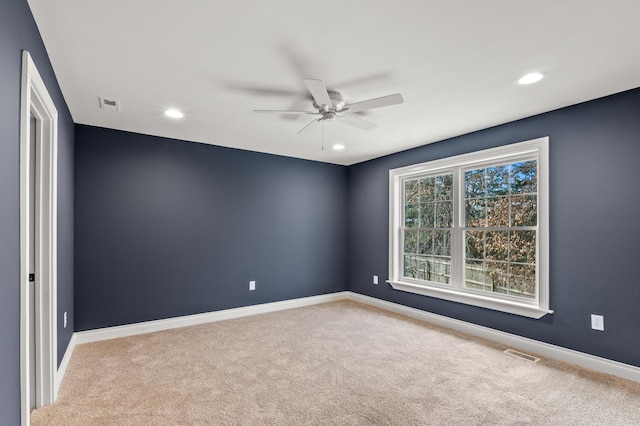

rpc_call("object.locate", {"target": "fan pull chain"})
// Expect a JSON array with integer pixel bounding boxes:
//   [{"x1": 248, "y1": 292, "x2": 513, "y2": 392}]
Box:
[{"x1": 321, "y1": 119, "x2": 325, "y2": 150}]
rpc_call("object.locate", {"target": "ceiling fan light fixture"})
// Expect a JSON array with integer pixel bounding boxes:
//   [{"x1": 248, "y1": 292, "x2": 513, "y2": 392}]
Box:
[
  {"x1": 164, "y1": 108, "x2": 184, "y2": 119},
  {"x1": 518, "y1": 72, "x2": 545, "y2": 85},
  {"x1": 323, "y1": 111, "x2": 337, "y2": 121}
]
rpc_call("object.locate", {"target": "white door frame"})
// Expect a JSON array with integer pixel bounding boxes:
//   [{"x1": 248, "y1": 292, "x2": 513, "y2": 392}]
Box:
[{"x1": 19, "y1": 51, "x2": 58, "y2": 425}]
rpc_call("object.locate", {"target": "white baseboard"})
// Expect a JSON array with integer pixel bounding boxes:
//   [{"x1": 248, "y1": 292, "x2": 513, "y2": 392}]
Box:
[
  {"x1": 348, "y1": 292, "x2": 640, "y2": 383},
  {"x1": 56, "y1": 290, "x2": 640, "y2": 390},
  {"x1": 55, "y1": 333, "x2": 77, "y2": 394},
  {"x1": 74, "y1": 291, "x2": 350, "y2": 345}
]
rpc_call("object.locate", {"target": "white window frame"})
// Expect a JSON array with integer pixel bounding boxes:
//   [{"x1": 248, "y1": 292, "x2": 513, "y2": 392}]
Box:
[{"x1": 388, "y1": 137, "x2": 551, "y2": 319}]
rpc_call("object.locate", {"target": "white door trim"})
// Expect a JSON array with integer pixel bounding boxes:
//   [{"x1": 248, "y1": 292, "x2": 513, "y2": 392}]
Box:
[{"x1": 20, "y1": 50, "x2": 58, "y2": 426}]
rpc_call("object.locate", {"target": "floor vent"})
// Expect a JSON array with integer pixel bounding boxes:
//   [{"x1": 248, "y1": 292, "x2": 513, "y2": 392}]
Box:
[{"x1": 504, "y1": 348, "x2": 540, "y2": 363}]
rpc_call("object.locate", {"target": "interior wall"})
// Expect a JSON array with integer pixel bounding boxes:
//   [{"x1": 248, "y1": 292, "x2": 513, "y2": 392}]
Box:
[
  {"x1": 348, "y1": 87, "x2": 640, "y2": 368},
  {"x1": 3, "y1": 10, "x2": 636, "y2": 425},
  {"x1": 0, "y1": 0, "x2": 74, "y2": 422},
  {"x1": 74, "y1": 125, "x2": 348, "y2": 331}
]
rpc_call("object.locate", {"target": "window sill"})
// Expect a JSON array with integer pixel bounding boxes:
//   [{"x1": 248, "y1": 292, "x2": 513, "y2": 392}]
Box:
[{"x1": 387, "y1": 280, "x2": 553, "y2": 319}]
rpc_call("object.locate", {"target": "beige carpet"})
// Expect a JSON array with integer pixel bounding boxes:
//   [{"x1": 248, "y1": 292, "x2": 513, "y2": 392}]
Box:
[{"x1": 32, "y1": 300, "x2": 640, "y2": 425}]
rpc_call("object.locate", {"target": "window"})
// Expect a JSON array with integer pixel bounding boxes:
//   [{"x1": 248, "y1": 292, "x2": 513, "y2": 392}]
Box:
[{"x1": 388, "y1": 138, "x2": 551, "y2": 318}]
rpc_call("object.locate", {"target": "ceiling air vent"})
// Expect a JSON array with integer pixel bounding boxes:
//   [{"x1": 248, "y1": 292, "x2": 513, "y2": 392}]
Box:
[{"x1": 99, "y1": 97, "x2": 120, "y2": 111}]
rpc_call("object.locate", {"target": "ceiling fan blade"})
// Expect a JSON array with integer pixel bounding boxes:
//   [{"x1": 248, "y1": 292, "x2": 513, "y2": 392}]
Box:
[
  {"x1": 304, "y1": 79, "x2": 333, "y2": 108},
  {"x1": 225, "y1": 82, "x2": 300, "y2": 97},
  {"x1": 253, "y1": 109, "x2": 320, "y2": 115},
  {"x1": 344, "y1": 93, "x2": 404, "y2": 113},
  {"x1": 334, "y1": 72, "x2": 392, "y2": 90},
  {"x1": 336, "y1": 114, "x2": 377, "y2": 131},
  {"x1": 297, "y1": 118, "x2": 322, "y2": 135}
]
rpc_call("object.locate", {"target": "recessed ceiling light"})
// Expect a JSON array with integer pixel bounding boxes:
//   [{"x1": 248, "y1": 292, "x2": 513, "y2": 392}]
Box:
[
  {"x1": 164, "y1": 109, "x2": 184, "y2": 119},
  {"x1": 332, "y1": 144, "x2": 345, "y2": 151},
  {"x1": 518, "y1": 72, "x2": 545, "y2": 85}
]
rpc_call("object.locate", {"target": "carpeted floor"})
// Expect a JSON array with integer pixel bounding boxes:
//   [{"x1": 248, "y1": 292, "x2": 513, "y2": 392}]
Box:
[{"x1": 32, "y1": 300, "x2": 640, "y2": 425}]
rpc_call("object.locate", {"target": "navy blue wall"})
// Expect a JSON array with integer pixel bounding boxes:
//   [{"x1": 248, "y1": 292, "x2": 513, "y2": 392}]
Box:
[
  {"x1": 0, "y1": 0, "x2": 74, "y2": 421},
  {"x1": 348, "y1": 88, "x2": 640, "y2": 367},
  {"x1": 74, "y1": 125, "x2": 348, "y2": 330}
]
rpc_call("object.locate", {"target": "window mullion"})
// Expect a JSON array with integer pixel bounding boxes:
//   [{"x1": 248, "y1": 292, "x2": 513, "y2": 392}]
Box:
[{"x1": 451, "y1": 167, "x2": 463, "y2": 290}]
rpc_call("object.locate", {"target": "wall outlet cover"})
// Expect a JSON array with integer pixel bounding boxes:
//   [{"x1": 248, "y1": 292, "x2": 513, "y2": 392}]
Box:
[{"x1": 591, "y1": 314, "x2": 604, "y2": 331}]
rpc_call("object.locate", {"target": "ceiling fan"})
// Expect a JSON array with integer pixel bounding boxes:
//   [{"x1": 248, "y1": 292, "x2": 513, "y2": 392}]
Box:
[{"x1": 254, "y1": 79, "x2": 404, "y2": 134}]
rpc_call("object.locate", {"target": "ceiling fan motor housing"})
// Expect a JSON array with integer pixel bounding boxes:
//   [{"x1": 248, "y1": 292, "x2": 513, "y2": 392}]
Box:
[
  {"x1": 313, "y1": 90, "x2": 345, "y2": 111},
  {"x1": 254, "y1": 78, "x2": 404, "y2": 134}
]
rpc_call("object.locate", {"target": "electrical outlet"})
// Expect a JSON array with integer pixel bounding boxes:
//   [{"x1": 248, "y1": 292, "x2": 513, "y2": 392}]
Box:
[
  {"x1": 249, "y1": 280, "x2": 256, "y2": 291},
  {"x1": 373, "y1": 275, "x2": 378, "y2": 285},
  {"x1": 63, "y1": 311, "x2": 67, "y2": 329},
  {"x1": 591, "y1": 314, "x2": 604, "y2": 331}
]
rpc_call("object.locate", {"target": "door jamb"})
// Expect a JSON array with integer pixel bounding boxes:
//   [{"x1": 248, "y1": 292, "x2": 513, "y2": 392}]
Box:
[{"x1": 19, "y1": 50, "x2": 58, "y2": 425}]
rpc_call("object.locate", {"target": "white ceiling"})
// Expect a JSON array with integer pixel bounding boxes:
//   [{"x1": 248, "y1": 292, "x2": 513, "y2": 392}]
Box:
[{"x1": 28, "y1": 0, "x2": 640, "y2": 165}]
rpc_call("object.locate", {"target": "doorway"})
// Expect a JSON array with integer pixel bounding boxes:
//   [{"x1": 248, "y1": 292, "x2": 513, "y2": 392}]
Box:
[{"x1": 20, "y1": 51, "x2": 58, "y2": 425}]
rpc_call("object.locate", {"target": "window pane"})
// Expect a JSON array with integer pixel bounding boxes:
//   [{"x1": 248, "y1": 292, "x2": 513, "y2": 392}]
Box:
[
  {"x1": 419, "y1": 177, "x2": 436, "y2": 200},
  {"x1": 404, "y1": 230, "x2": 418, "y2": 254},
  {"x1": 486, "y1": 196, "x2": 509, "y2": 227},
  {"x1": 405, "y1": 204, "x2": 419, "y2": 227},
  {"x1": 418, "y1": 230, "x2": 432, "y2": 255},
  {"x1": 486, "y1": 231, "x2": 509, "y2": 261},
  {"x1": 404, "y1": 255, "x2": 418, "y2": 279},
  {"x1": 405, "y1": 179, "x2": 420, "y2": 204},
  {"x1": 510, "y1": 231, "x2": 536, "y2": 264},
  {"x1": 465, "y1": 230, "x2": 484, "y2": 260},
  {"x1": 416, "y1": 256, "x2": 428, "y2": 281},
  {"x1": 486, "y1": 262, "x2": 509, "y2": 294},
  {"x1": 461, "y1": 160, "x2": 538, "y2": 301},
  {"x1": 431, "y1": 257, "x2": 451, "y2": 284},
  {"x1": 511, "y1": 195, "x2": 537, "y2": 226},
  {"x1": 509, "y1": 264, "x2": 535, "y2": 299},
  {"x1": 465, "y1": 199, "x2": 486, "y2": 227},
  {"x1": 465, "y1": 169, "x2": 485, "y2": 198},
  {"x1": 511, "y1": 161, "x2": 537, "y2": 194},
  {"x1": 435, "y1": 201, "x2": 453, "y2": 227},
  {"x1": 486, "y1": 164, "x2": 509, "y2": 196},
  {"x1": 435, "y1": 174, "x2": 453, "y2": 201},
  {"x1": 433, "y1": 230, "x2": 451, "y2": 256},
  {"x1": 465, "y1": 260, "x2": 486, "y2": 290},
  {"x1": 419, "y1": 203, "x2": 435, "y2": 227}
]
